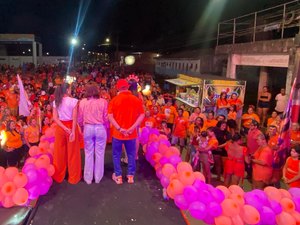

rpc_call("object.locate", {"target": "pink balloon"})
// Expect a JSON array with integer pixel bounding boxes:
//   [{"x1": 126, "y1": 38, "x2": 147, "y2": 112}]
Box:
[
  {"x1": 176, "y1": 162, "x2": 192, "y2": 174},
  {"x1": 2, "y1": 196, "x2": 14, "y2": 208},
  {"x1": 4, "y1": 167, "x2": 18, "y2": 181},
  {"x1": 12, "y1": 188, "x2": 28, "y2": 206},
  {"x1": 240, "y1": 205, "x2": 261, "y2": 225},
  {"x1": 13, "y1": 172, "x2": 28, "y2": 188},
  {"x1": 160, "y1": 176, "x2": 170, "y2": 188},
  {"x1": 216, "y1": 185, "x2": 231, "y2": 198},
  {"x1": 214, "y1": 215, "x2": 232, "y2": 225},
  {"x1": 228, "y1": 185, "x2": 244, "y2": 197},
  {"x1": 276, "y1": 211, "x2": 296, "y2": 225},
  {"x1": 183, "y1": 185, "x2": 198, "y2": 203},
  {"x1": 162, "y1": 164, "x2": 176, "y2": 178},
  {"x1": 174, "y1": 194, "x2": 189, "y2": 210},
  {"x1": 189, "y1": 201, "x2": 207, "y2": 220}
]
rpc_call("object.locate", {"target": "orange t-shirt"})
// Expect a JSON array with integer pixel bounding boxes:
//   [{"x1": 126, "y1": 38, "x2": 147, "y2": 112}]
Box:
[
  {"x1": 6, "y1": 92, "x2": 18, "y2": 108},
  {"x1": 285, "y1": 157, "x2": 300, "y2": 187},
  {"x1": 5, "y1": 130, "x2": 23, "y2": 149},
  {"x1": 141, "y1": 117, "x2": 157, "y2": 128},
  {"x1": 291, "y1": 131, "x2": 300, "y2": 142},
  {"x1": 108, "y1": 91, "x2": 144, "y2": 140},
  {"x1": 203, "y1": 119, "x2": 218, "y2": 130},
  {"x1": 241, "y1": 113, "x2": 260, "y2": 128},
  {"x1": 216, "y1": 99, "x2": 228, "y2": 108},
  {"x1": 253, "y1": 146, "x2": 273, "y2": 183},
  {"x1": 208, "y1": 137, "x2": 219, "y2": 151},
  {"x1": 228, "y1": 111, "x2": 237, "y2": 120},
  {"x1": 267, "y1": 118, "x2": 275, "y2": 127},
  {"x1": 161, "y1": 105, "x2": 177, "y2": 124},
  {"x1": 152, "y1": 113, "x2": 166, "y2": 126},
  {"x1": 228, "y1": 98, "x2": 243, "y2": 111},
  {"x1": 25, "y1": 126, "x2": 40, "y2": 143},
  {"x1": 173, "y1": 116, "x2": 189, "y2": 138},
  {"x1": 268, "y1": 134, "x2": 279, "y2": 150}
]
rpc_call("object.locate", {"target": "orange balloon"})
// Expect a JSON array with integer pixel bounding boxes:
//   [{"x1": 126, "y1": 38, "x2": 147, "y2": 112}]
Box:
[
  {"x1": 169, "y1": 173, "x2": 179, "y2": 181},
  {"x1": 47, "y1": 165, "x2": 55, "y2": 176},
  {"x1": 39, "y1": 141, "x2": 50, "y2": 151},
  {"x1": 193, "y1": 172, "x2": 205, "y2": 182},
  {"x1": 0, "y1": 166, "x2": 5, "y2": 176},
  {"x1": 1, "y1": 182, "x2": 17, "y2": 197},
  {"x1": 166, "y1": 179, "x2": 184, "y2": 199},
  {"x1": 176, "y1": 162, "x2": 193, "y2": 174},
  {"x1": 214, "y1": 215, "x2": 232, "y2": 225},
  {"x1": 25, "y1": 157, "x2": 36, "y2": 164},
  {"x1": 164, "y1": 150, "x2": 176, "y2": 158},
  {"x1": 280, "y1": 197, "x2": 295, "y2": 212},
  {"x1": 38, "y1": 147, "x2": 48, "y2": 154},
  {"x1": 158, "y1": 144, "x2": 169, "y2": 155},
  {"x1": 178, "y1": 171, "x2": 195, "y2": 186},
  {"x1": 221, "y1": 199, "x2": 240, "y2": 217},
  {"x1": 240, "y1": 205, "x2": 261, "y2": 225},
  {"x1": 148, "y1": 134, "x2": 158, "y2": 143},
  {"x1": 13, "y1": 172, "x2": 28, "y2": 188},
  {"x1": 29, "y1": 146, "x2": 39, "y2": 156},
  {"x1": 158, "y1": 134, "x2": 168, "y2": 141},
  {"x1": 154, "y1": 163, "x2": 161, "y2": 171},
  {"x1": 12, "y1": 188, "x2": 29, "y2": 206},
  {"x1": 228, "y1": 185, "x2": 245, "y2": 197},
  {"x1": 49, "y1": 143, "x2": 54, "y2": 150},
  {"x1": 4, "y1": 167, "x2": 18, "y2": 181},
  {"x1": 276, "y1": 212, "x2": 296, "y2": 225},
  {"x1": 291, "y1": 211, "x2": 300, "y2": 224},
  {"x1": 0, "y1": 189, "x2": 3, "y2": 202},
  {"x1": 2, "y1": 196, "x2": 14, "y2": 208},
  {"x1": 216, "y1": 185, "x2": 231, "y2": 198},
  {"x1": 231, "y1": 215, "x2": 244, "y2": 225},
  {"x1": 35, "y1": 155, "x2": 51, "y2": 169},
  {"x1": 264, "y1": 186, "x2": 282, "y2": 202},
  {"x1": 151, "y1": 153, "x2": 162, "y2": 163},
  {"x1": 169, "y1": 147, "x2": 180, "y2": 156},
  {"x1": 0, "y1": 173, "x2": 9, "y2": 187},
  {"x1": 280, "y1": 189, "x2": 292, "y2": 199},
  {"x1": 229, "y1": 193, "x2": 245, "y2": 207},
  {"x1": 162, "y1": 164, "x2": 176, "y2": 178}
]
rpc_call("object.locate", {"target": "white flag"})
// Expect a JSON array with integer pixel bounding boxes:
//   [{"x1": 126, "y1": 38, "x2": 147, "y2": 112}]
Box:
[{"x1": 17, "y1": 74, "x2": 31, "y2": 116}]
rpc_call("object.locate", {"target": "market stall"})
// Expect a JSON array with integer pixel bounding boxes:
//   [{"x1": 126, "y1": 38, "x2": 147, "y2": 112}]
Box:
[{"x1": 166, "y1": 74, "x2": 247, "y2": 112}]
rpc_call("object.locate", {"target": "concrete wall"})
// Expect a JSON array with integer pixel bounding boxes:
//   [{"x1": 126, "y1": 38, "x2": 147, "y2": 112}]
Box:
[{"x1": 0, "y1": 56, "x2": 70, "y2": 67}]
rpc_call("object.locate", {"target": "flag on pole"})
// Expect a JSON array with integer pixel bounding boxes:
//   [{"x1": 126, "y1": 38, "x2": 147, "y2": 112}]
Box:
[
  {"x1": 17, "y1": 74, "x2": 31, "y2": 117},
  {"x1": 273, "y1": 78, "x2": 297, "y2": 168}
]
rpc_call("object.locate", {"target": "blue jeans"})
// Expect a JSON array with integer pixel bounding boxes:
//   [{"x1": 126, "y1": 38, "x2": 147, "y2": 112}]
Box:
[{"x1": 112, "y1": 138, "x2": 136, "y2": 176}]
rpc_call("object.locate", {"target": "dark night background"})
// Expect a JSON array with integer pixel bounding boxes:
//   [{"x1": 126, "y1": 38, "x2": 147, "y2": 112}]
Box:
[{"x1": 0, "y1": 0, "x2": 290, "y2": 55}]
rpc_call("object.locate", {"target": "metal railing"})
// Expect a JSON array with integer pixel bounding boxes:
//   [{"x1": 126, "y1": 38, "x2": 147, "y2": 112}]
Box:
[{"x1": 217, "y1": 0, "x2": 300, "y2": 45}]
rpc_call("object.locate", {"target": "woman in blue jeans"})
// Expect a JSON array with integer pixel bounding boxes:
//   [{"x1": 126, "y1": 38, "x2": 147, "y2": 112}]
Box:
[{"x1": 78, "y1": 82, "x2": 108, "y2": 184}]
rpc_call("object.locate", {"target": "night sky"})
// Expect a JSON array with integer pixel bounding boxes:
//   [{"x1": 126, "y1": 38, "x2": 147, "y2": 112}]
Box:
[{"x1": 0, "y1": 0, "x2": 289, "y2": 55}]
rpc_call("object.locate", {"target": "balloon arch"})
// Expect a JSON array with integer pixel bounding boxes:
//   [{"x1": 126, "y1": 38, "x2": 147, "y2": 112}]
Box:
[{"x1": 1, "y1": 125, "x2": 300, "y2": 225}]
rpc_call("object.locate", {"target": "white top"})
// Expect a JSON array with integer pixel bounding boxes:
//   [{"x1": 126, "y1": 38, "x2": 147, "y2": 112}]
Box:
[
  {"x1": 275, "y1": 93, "x2": 288, "y2": 112},
  {"x1": 53, "y1": 96, "x2": 78, "y2": 121}
]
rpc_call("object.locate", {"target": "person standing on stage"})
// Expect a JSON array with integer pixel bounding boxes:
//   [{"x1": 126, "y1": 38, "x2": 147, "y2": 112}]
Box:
[
  {"x1": 108, "y1": 79, "x2": 145, "y2": 184},
  {"x1": 52, "y1": 83, "x2": 81, "y2": 184},
  {"x1": 78, "y1": 82, "x2": 108, "y2": 184}
]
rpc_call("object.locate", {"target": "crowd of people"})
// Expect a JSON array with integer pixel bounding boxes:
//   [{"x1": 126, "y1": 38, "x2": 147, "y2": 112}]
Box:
[{"x1": 0, "y1": 63, "x2": 299, "y2": 190}]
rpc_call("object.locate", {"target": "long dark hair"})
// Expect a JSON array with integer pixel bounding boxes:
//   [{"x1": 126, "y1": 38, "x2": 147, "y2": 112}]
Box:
[
  {"x1": 6, "y1": 120, "x2": 18, "y2": 136},
  {"x1": 54, "y1": 83, "x2": 70, "y2": 108}
]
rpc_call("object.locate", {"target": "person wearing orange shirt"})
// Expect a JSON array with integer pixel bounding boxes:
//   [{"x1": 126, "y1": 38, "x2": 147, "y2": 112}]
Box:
[
  {"x1": 42, "y1": 116, "x2": 51, "y2": 135},
  {"x1": 24, "y1": 118, "x2": 40, "y2": 148},
  {"x1": 251, "y1": 134, "x2": 273, "y2": 189},
  {"x1": 241, "y1": 105, "x2": 260, "y2": 135},
  {"x1": 203, "y1": 111, "x2": 218, "y2": 130},
  {"x1": 3, "y1": 120, "x2": 24, "y2": 167},
  {"x1": 161, "y1": 100, "x2": 177, "y2": 130},
  {"x1": 198, "y1": 127, "x2": 218, "y2": 184},
  {"x1": 291, "y1": 123, "x2": 300, "y2": 146},
  {"x1": 267, "y1": 125, "x2": 282, "y2": 187},
  {"x1": 140, "y1": 110, "x2": 157, "y2": 129},
  {"x1": 152, "y1": 106, "x2": 166, "y2": 128},
  {"x1": 5, "y1": 88, "x2": 19, "y2": 116},
  {"x1": 216, "y1": 91, "x2": 229, "y2": 118},
  {"x1": 267, "y1": 111, "x2": 278, "y2": 128},
  {"x1": 227, "y1": 105, "x2": 237, "y2": 136},
  {"x1": 179, "y1": 105, "x2": 190, "y2": 120},
  {"x1": 172, "y1": 108, "x2": 189, "y2": 155},
  {"x1": 283, "y1": 145, "x2": 300, "y2": 188},
  {"x1": 108, "y1": 79, "x2": 145, "y2": 185}
]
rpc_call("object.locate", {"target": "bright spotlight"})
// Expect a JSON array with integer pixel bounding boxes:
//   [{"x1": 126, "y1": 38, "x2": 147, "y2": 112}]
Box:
[
  {"x1": 105, "y1": 38, "x2": 110, "y2": 43},
  {"x1": 71, "y1": 37, "x2": 78, "y2": 46},
  {"x1": 82, "y1": 47, "x2": 85, "y2": 50},
  {"x1": 125, "y1": 55, "x2": 135, "y2": 65},
  {"x1": 46, "y1": 52, "x2": 49, "y2": 55},
  {"x1": 28, "y1": 49, "x2": 31, "y2": 52}
]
